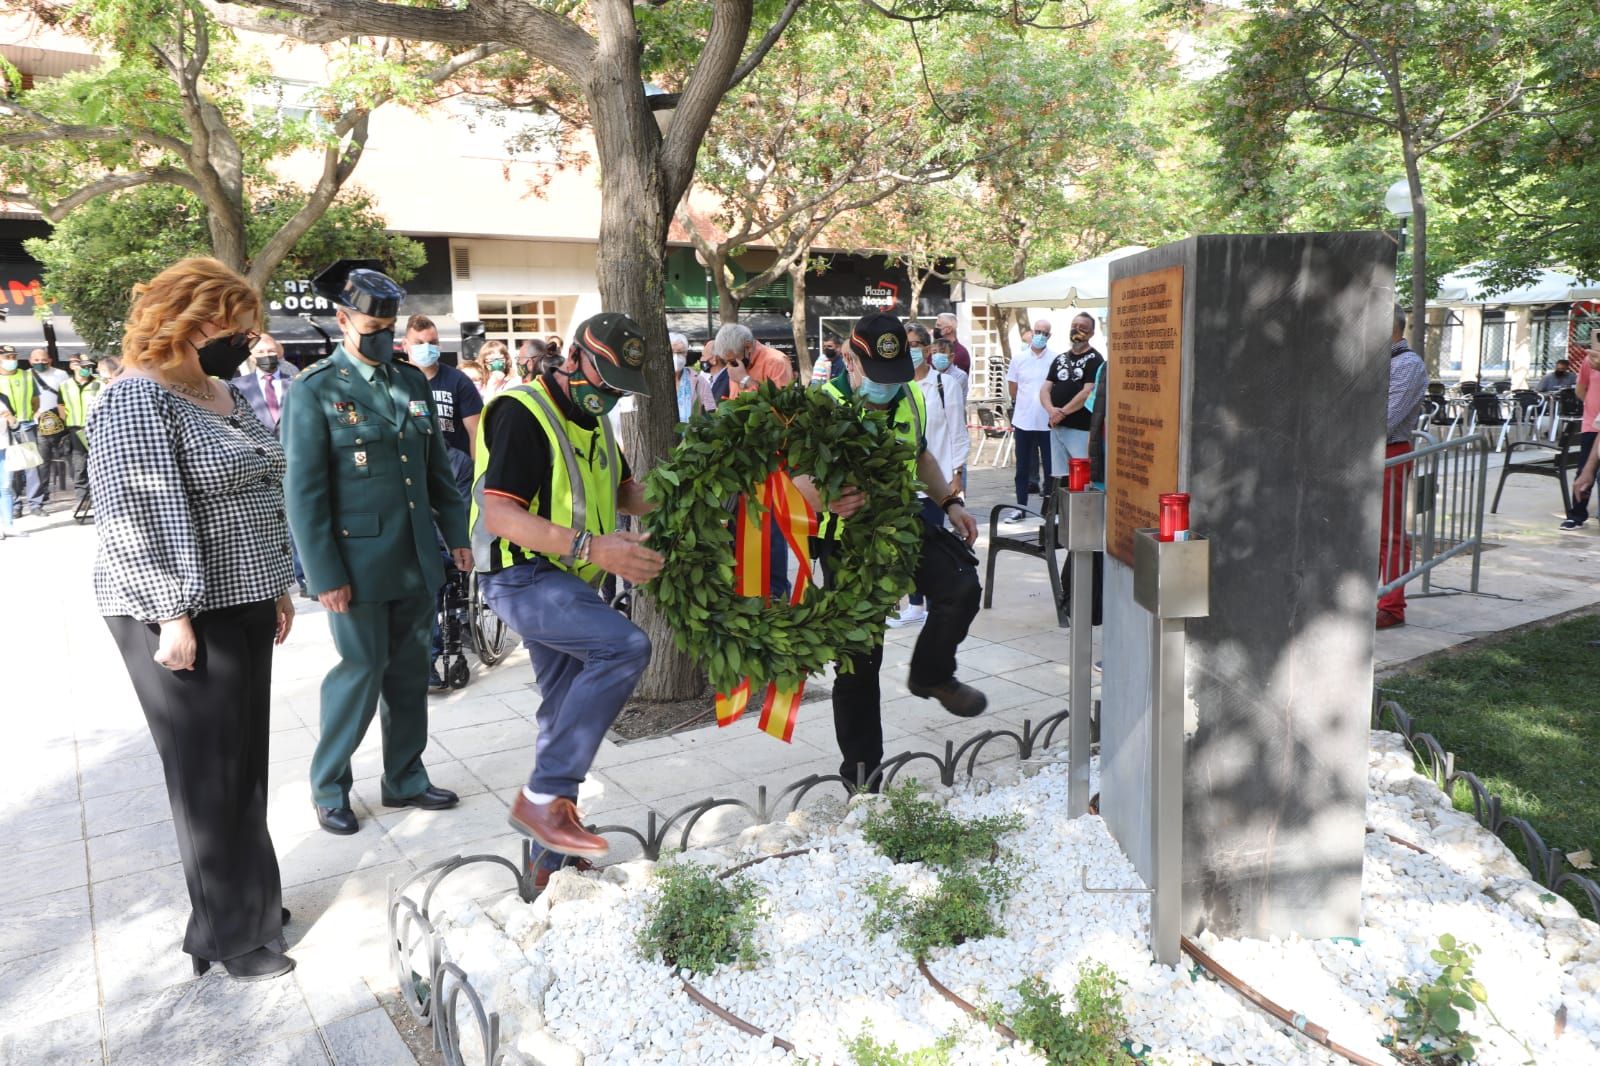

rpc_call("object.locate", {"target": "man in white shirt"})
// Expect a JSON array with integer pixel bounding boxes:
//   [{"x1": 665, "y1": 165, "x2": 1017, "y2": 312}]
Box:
[
  {"x1": 1004, "y1": 317, "x2": 1055, "y2": 520},
  {"x1": 232, "y1": 334, "x2": 298, "y2": 439}
]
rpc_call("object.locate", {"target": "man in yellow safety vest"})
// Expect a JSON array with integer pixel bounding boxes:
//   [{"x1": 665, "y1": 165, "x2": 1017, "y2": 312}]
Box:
[{"x1": 469, "y1": 312, "x2": 663, "y2": 882}]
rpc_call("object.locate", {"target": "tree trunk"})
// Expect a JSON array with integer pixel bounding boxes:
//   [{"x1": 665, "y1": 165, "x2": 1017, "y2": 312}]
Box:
[
  {"x1": 789, "y1": 256, "x2": 809, "y2": 361},
  {"x1": 717, "y1": 272, "x2": 741, "y2": 327},
  {"x1": 589, "y1": 60, "x2": 703, "y2": 702},
  {"x1": 205, "y1": 193, "x2": 249, "y2": 275},
  {"x1": 1405, "y1": 159, "x2": 1428, "y2": 358}
]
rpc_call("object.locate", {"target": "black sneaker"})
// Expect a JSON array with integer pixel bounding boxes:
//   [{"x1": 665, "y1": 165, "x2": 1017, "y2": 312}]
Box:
[
  {"x1": 1559, "y1": 518, "x2": 1585, "y2": 531},
  {"x1": 907, "y1": 677, "x2": 988, "y2": 717}
]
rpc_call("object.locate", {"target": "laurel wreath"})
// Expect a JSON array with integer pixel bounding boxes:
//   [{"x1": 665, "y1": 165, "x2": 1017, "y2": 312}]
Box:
[{"x1": 642, "y1": 382, "x2": 923, "y2": 695}]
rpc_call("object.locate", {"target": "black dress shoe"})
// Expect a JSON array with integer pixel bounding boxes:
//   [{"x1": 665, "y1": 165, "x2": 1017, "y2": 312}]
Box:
[
  {"x1": 190, "y1": 946, "x2": 295, "y2": 981},
  {"x1": 382, "y1": 785, "x2": 459, "y2": 810},
  {"x1": 315, "y1": 804, "x2": 359, "y2": 835}
]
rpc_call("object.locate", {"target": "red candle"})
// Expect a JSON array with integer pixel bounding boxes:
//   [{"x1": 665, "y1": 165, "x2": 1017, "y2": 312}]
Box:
[
  {"x1": 1158, "y1": 492, "x2": 1191, "y2": 542},
  {"x1": 1068, "y1": 458, "x2": 1091, "y2": 492}
]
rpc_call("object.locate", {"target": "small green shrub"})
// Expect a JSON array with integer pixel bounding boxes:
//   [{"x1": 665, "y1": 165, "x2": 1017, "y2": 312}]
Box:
[
  {"x1": 865, "y1": 865, "x2": 1019, "y2": 959},
  {"x1": 1007, "y1": 966, "x2": 1138, "y2": 1066},
  {"x1": 846, "y1": 1026, "x2": 958, "y2": 1065},
  {"x1": 863, "y1": 781, "x2": 1024, "y2": 868},
  {"x1": 637, "y1": 862, "x2": 764, "y2": 975},
  {"x1": 1389, "y1": 934, "x2": 1485, "y2": 1062}
]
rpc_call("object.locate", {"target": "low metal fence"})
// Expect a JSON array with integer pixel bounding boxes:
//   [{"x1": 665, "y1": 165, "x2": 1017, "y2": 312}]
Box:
[{"x1": 1380, "y1": 430, "x2": 1489, "y2": 598}]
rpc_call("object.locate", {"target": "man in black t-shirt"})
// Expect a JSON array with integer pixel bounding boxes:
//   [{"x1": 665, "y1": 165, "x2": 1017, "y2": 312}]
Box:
[{"x1": 1040, "y1": 311, "x2": 1104, "y2": 475}]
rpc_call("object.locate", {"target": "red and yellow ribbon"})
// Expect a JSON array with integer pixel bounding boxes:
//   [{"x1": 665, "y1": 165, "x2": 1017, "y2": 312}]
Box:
[{"x1": 715, "y1": 466, "x2": 817, "y2": 741}]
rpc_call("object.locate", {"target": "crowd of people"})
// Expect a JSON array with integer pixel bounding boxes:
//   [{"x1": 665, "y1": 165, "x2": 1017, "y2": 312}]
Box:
[{"x1": 70, "y1": 255, "x2": 992, "y2": 986}]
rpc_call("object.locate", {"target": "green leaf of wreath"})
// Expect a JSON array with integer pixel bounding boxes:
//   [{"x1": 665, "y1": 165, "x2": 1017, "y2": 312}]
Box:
[{"x1": 642, "y1": 382, "x2": 922, "y2": 696}]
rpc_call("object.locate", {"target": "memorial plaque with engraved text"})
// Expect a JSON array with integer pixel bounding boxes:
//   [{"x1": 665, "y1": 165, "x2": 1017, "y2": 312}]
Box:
[{"x1": 1107, "y1": 265, "x2": 1184, "y2": 565}]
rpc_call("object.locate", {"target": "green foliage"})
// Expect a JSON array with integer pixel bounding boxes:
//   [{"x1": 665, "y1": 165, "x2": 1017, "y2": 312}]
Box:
[
  {"x1": 864, "y1": 865, "x2": 1018, "y2": 960},
  {"x1": 1380, "y1": 614, "x2": 1600, "y2": 914},
  {"x1": 637, "y1": 862, "x2": 765, "y2": 976},
  {"x1": 24, "y1": 185, "x2": 422, "y2": 353},
  {"x1": 641, "y1": 382, "x2": 921, "y2": 695},
  {"x1": 846, "y1": 1026, "x2": 958, "y2": 1066},
  {"x1": 1007, "y1": 968, "x2": 1137, "y2": 1066},
  {"x1": 1389, "y1": 934, "x2": 1487, "y2": 1062},
  {"x1": 863, "y1": 782, "x2": 1023, "y2": 867}
]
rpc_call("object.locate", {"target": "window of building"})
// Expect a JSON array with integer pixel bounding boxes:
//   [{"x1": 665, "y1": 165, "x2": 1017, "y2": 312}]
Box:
[
  {"x1": 1478, "y1": 311, "x2": 1509, "y2": 379},
  {"x1": 476, "y1": 296, "x2": 574, "y2": 347},
  {"x1": 452, "y1": 99, "x2": 563, "y2": 162},
  {"x1": 1426, "y1": 310, "x2": 1464, "y2": 378},
  {"x1": 250, "y1": 80, "x2": 324, "y2": 128},
  {"x1": 968, "y1": 305, "x2": 1006, "y2": 404},
  {"x1": 1533, "y1": 304, "x2": 1572, "y2": 376}
]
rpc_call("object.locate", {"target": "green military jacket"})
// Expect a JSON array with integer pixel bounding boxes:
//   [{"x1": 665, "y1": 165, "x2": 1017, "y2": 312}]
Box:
[{"x1": 283, "y1": 346, "x2": 469, "y2": 603}]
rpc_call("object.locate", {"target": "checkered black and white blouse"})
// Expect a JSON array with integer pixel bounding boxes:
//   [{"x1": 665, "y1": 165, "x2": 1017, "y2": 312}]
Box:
[{"x1": 89, "y1": 376, "x2": 295, "y2": 622}]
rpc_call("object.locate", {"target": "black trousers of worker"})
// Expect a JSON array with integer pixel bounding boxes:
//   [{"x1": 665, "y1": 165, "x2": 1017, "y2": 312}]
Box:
[
  {"x1": 826, "y1": 518, "x2": 982, "y2": 786},
  {"x1": 106, "y1": 599, "x2": 284, "y2": 963}
]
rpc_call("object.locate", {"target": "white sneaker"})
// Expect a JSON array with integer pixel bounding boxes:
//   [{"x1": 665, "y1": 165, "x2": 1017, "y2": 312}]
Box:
[
  {"x1": 1000, "y1": 507, "x2": 1026, "y2": 522},
  {"x1": 887, "y1": 603, "x2": 928, "y2": 628}
]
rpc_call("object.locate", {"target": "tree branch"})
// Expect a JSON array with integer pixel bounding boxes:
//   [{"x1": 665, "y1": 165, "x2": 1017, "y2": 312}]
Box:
[
  {"x1": 21, "y1": 168, "x2": 204, "y2": 221},
  {"x1": 0, "y1": 101, "x2": 193, "y2": 157},
  {"x1": 661, "y1": 0, "x2": 752, "y2": 206},
  {"x1": 728, "y1": 0, "x2": 806, "y2": 91}
]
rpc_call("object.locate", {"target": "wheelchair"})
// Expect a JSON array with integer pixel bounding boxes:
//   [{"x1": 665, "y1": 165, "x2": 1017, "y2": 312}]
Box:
[{"x1": 433, "y1": 566, "x2": 515, "y2": 689}]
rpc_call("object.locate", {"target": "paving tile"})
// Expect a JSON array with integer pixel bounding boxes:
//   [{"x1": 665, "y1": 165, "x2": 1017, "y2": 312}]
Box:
[
  {"x1": 236, "y1": 1028, "x2": 331, "y2": 1066},
  {"x1": 84, "y1": 784, "x2": 171, "y2": 839},
  {"x1": 103, "y1": 972, "x2": 316, "y2": 1066},
  {"x1": 424, "y1": 691, "x2": 524, "y2": 729},
  {"x1": 374, "y1": 790, "x2": 512, "y2": 863},
  {"x1": 0, "y1": 798, "x2": 84, "y2": 855},
  {"x1": 458, "y1": 746, "x2": 539, "y2": 791},
  {"x1": 0, "y1": 1006, "x2": 102, "y2": 1065},
  {"x1": 0, "y1": 838, "x2": 88, "y2": 903},
  {"x1": 595, "y1": 731, "x2": 687, "y2": 768},
  {"x1": 86, "y1": 820, "x2": 180, "y2": 883},
  {"x1": 322, "y1": 1007, "x2": 414, "y2": 1066},
  {"x1": 605, "y1": 750, "x2": 742, "y2": 807},
  {"x1": 273, "y1": 823, "x2": 409, "y2": 890},
  {"x1": 0, "y1": 942, "x2": 99, "y2": 1032},
  {"x1": 348, "y1": 760, "x2": 485, "y2": 820},
  {"x1": 290, "y1": 947, "x2": 381, "y2": 1028},
  {"x1": 0, "y1": 884, "x2": 93, "y2": 968},
  {"x1": 965, "y1": 641, "x2": 1049, "y2": 676},
  {"x1": 79, "y1": 753, "x2": 165, "y2": 801},
  {"x1": 89, "y1": 864, "x2": 193, "y2": 1006},
  {"x1": 284, "y1": 861, "x2": 414, "y2": 985},
  {"x1": 428, "y1": 718, "x2": 533, "y2": 761},
  {"x1": 266, "y1": 727, "x2": 320, "y2": 765}
]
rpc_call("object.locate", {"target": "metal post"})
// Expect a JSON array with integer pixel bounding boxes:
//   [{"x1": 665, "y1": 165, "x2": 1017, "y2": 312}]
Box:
[
  {"x1": 1061, "y1": 486, "x2": 1106, "y2": 819},
  {"x1": 1133, "y1": 528, "x2": 1211, "y2": 967}
]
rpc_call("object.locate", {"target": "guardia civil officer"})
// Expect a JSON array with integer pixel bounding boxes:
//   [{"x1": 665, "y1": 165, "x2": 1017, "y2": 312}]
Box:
[
  {"x1": 471, "y1": 313, "x2": 662, "y2": 882},
  {"x1": 283, "y1": 261, "x2": 471, "y2": 835},
  {"x1": 803, "y1": 312, "x2": 986, "y2": 786}
]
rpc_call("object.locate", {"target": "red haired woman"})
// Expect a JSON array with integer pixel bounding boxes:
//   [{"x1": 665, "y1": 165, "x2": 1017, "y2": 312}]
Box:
[{"x1": 89, "y1": 257, "x2": 296, "y2": 981}]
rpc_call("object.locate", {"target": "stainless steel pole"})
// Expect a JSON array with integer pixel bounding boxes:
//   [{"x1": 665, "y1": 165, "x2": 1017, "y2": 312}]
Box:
[{"x1": 1063, "y1": 488, "x2": 1106, "y2": 819}]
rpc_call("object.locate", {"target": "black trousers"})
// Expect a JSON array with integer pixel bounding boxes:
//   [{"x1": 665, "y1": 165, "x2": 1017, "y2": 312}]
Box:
[
  {"x1": 106, "y1": 599, "x2": 284, "y2": 962},
  {"x1": 828, "y1": 519, "x2": 982, "y2": 783}
]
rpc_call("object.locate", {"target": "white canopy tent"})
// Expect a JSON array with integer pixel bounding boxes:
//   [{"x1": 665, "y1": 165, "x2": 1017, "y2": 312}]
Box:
[
  {"x1": 989, "y1": 246, "x2": 1148, "y2": 309},
  {"x1": 1435, "y1": 266, "x2": 1600, "y2": 307}
]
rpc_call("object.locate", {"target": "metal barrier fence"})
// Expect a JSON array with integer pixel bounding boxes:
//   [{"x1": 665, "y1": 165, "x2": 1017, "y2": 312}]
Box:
[{"x1": 1380, "y1": 430, "x2": 1490, "y2": 598}]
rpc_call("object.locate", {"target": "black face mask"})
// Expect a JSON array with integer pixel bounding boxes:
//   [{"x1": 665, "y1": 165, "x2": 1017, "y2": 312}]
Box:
[
  {"x1": 255, "y1": 357, "x2": 280, "y2": 374},
  {"x1": 196, "y1": 333, "x2": 254, "y2": 378}
]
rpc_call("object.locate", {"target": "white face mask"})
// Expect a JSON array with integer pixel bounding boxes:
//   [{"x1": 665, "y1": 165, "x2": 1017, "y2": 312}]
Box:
[
  {"x1": 0, "y1": 359, "x2": 16, "y2": 372},
  {"x1": 673, "y1": 354, "x2": 687, "y2": 374}
]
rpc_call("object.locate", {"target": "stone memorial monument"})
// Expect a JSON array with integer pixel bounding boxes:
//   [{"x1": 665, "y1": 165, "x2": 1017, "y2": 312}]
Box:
[{"x1": 1097, "y1": 232, "x2": 1395, "y2": 941}]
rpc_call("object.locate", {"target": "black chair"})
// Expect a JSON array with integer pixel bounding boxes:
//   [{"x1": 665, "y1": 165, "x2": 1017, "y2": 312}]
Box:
[
  {"x1": 984, "y1": 488, "x2": 1068, "y2": 627},
  {"x1": 1426, "y1": 381, "x2": 1447, "y2": 397},
  {"x1": 972, "y1": 405, "x2": 1012, "y2": 466},
  {"x1": 1492, "y1": 425, "x2": 1588, "y2": 514},
  {"x1": 1491, "y1": 380, "x2": 1512, "y2": 395},
  {"x1": 1458, "y1": 380, "x2": 1481, "y2": 395}
]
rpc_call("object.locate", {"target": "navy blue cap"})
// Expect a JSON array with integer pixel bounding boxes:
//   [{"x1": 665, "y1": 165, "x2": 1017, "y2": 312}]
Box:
[{"x1": 313, "y1": 260, "x2": 405, "y2": 319}]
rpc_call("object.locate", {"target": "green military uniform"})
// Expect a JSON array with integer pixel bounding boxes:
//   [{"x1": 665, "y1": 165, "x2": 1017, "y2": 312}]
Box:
[{"x1": 283, "y1": 345, "x2": 470, "y2": 807}]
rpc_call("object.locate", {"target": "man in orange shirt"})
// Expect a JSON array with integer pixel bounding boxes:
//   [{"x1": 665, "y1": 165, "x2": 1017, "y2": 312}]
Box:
[
  {"x1": 714, "y1": 322, "x2": 797, "y2": 597},
  {"x1": 716, "y1": 323, "x2": 795, "y2": 397}
]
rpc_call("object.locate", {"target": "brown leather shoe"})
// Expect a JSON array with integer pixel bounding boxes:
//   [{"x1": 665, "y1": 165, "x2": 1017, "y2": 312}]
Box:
[{"x1": 507, "y1": 794, "x2": 609, "y2": 860}]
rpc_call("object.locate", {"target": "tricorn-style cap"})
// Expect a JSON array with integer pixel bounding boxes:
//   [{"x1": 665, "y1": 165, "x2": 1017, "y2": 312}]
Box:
[
  {"x1": 573, "y1": 312, "x2": 650, "y2": 397},
  {"x1": 312, "y1": 259, "x2": 405, "y2": 320},
  {"x1": 849, "y1": 312, "x2": 913, "y2": 384}
]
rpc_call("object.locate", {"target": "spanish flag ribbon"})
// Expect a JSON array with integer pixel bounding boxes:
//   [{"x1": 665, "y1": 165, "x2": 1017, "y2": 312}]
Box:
[
  {"x1": 715, "y1": 679, "x2": 751, "y2": 727},
  {"x1": 722, "y1": 465, "x2": 818, "y2": 742}
]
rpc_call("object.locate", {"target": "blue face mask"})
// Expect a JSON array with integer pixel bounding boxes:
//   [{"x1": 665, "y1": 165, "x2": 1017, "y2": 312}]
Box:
[
  {"x1": 859, "y1": 378, "x2": 901, "y2": 405},
  {"x1": 409, "y1": 343, "x2": 440, "y2": 368},
  {"x1": 931, "y1": 353, "x2": 951, "y2": 372},
  {"x1": 909, "y1": 347, "x2": 924, "y2": 368},
  {"x1": 1030, "y1": 334, "x2": 1049, "y2": 352}
]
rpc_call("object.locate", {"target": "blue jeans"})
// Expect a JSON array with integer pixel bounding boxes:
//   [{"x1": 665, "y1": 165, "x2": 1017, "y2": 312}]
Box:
[
  {"x1": 479, "y1": 561, "x2": 651, "y2": 798},
  {"x1": 0, "y1": 449, "x2": 13, "y2": 532},
  {"x1": 1013, "y1": 428, "x2": 1052, "y2": 507}
]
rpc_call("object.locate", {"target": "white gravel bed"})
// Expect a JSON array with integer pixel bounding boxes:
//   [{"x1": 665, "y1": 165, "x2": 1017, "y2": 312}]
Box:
[{"x1": 425, "y1": 733, "x2": 1600, "y2": 1066}]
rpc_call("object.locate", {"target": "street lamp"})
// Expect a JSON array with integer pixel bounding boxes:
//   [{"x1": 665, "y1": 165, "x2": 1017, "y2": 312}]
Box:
[{"x1": 1385, "y1": 178, "x2": 1414, "y2": 255}]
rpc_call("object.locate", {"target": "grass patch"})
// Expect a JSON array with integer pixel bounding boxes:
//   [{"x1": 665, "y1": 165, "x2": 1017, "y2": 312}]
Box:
[{"x1": 1380, "y1": 613, "x2": 1600, "y2": 911}]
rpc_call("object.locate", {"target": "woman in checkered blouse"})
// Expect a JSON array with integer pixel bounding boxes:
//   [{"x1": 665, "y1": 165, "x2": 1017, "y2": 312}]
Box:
[{"x1": 89, "y1": 258, "x2": 298, "y2": 982}]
